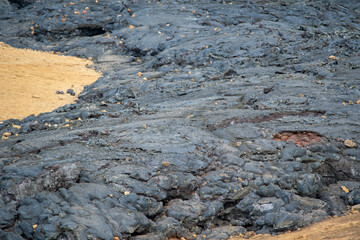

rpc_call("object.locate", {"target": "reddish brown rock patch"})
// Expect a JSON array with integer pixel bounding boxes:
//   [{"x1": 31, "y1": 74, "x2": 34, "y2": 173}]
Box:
[{"x1": 274, "y1": 131, "x2": 323, "y2": 147}]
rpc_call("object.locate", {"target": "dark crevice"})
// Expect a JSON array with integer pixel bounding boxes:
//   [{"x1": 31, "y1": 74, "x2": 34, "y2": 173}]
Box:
[
  {"x1": 76, "y1": 27, "x2": 106, "y2": 37},
  {"x1": 31, "y1": 26, "x2": 107, "y2": 40},
  {"x1": 315, "y1": 158, "x2": 360, "y2": 185},
  {"x1": 207, "y1": 111, "x2": 325, "y2": 131},
  {"x1": 8, "y1": 0, "x2": 35, "y2": 8},
  {"x1": 125, "y1": 47, "x2": 148, "y2": 57}
]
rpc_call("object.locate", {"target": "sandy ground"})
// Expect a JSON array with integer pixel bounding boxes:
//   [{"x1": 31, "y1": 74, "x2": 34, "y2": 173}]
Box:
[
  {"x1": 0, "y1": 42, "x2": 101, "y2": 121},
  {"x1": 230, "y1": 212, "x2": 360, "y2": 240}
]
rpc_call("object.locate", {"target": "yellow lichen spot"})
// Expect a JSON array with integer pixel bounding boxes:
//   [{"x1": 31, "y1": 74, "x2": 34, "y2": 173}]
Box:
[
  {"x1": 2, "y1": 132, "x2": 11, "y2": 140},
  {"x1": 137, "y1": 72, "x2": 143, "y2": 76},
  {"x1": 32, "y1": 224, "x2": 38, "y2": 230},
  {"x1": 129, "y1": 25, "x2": 135, "y2": 29},
  {"x1": 299, "y1": 94, "x2": 304, "y2": 97},
  {"x1": 3, "y1": 132, "x2": 11, "y2": 137},
  {"x1": 12, "y1": 124, "x2": 21, "y2": 129},
  {"x1": 357, "y1": 99, "x2": 360, "y2": 104},
  {"x1": 109, "y1": 194, "x2": 113, "y2": 198},
  {"x1": 214, "y1": 102, "x2": 218, "y2": 105},
  {"x1": 101, "y1": 109, "x2": 107, "y2": 113},
  {"x1": 349, "y1": 101, "x2": 354, "y2": 105},
  {"x1": 192, "y1": 10, "x2": 196, "y2": 13},
  {"x1": 341, "y1": 186, "x2": 349, "y2": 193},
  {"x1": 141, "y1": 124, "x2": 147, "y2": 128},
  {"x1": 238, "y1": 177, "x2": 242, "y2": 183},
  {"x1": 65, "y1": 124, "x2": 70, "y2": 127},
  {"x1": 162, "y1": 161, "x2": 170, "y2": 167},
  {"x1": 166, "y1": 23, "x2": 170, "y2": 27},
  {"x1": 65, "y1": 119, "x2": 70, "y2": 122},
  {"x1": 342, "y1": 102, "x2": 346, "y2": 106},
  {"x1": 69, "y1": 2, "x2": 75, "y2": 5},
  {"x1": 180, "y1": 35, "x2": 185, "y2": 38},
  {"x1": 132, "y1": 14, "x2": 136, "y2": 18},
  {"x1": 328, "y1": 55, "x2": 336, "y2": 60},
  {"x1": 214, "y1": 27, "x2": 218, "y2": 31},
  {"x1": 74, "y1": 11, "x2": 80, "y2": 15},
  {"x1": 321, "y1": 116, "x2": 327, "y2": 119},
  {"x1": 114, "y1": 237, "x2": 120, "y2": 240},
  {"x1": 187, "y1": 114, "x2": 194, "y2": 118},
  {"x1": 236, "y1": 142, "x2": 242, "y2": 147},
  {"x1": 158, "y1": 31, "x2": 162, "y2": 35},
  {"x1": 117, "y1": 102, "x2": 121, "y2": 105},
  {"x1": 78, "y1": 117, "x2": 82, "y2": 121},
  {"x1": 344, "y1": 139, "x2": 356, "y2": 148},
  {"x1": 124, "y1": 191, "x2": 130, "y2": 196}
]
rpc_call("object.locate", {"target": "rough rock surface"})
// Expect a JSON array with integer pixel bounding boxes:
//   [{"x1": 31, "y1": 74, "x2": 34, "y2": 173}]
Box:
[{"x1": 0, "y1": 0, "x2": 360, "y2": 239}]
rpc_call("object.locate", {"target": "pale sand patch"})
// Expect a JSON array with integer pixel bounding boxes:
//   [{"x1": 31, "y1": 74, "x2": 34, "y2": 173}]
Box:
[
  {"x1": 229, "y1": 212, "x2": 360, "y2": 240},
  {"x1": 0, "y1": 42, "x2": 102, "y2": 121}
]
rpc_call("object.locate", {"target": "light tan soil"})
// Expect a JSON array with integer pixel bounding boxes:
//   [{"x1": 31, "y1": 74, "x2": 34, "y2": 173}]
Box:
[
  {"x1": 230, "y1": 212, "x2": 360, "y2": 240},
  {"x1": 0, "y1": 42, "x2": 101, "y2": 121}
]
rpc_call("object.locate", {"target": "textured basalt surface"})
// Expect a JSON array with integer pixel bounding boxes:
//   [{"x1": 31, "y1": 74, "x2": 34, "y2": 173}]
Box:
[{"x1": 0, "y1": 0, "x2": 360, "y2": 239}]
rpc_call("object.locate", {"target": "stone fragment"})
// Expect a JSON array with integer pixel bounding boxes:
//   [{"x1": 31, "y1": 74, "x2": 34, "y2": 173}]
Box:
[{"x1": 344, "y1": 139, "x2": 356, "y2": 148}]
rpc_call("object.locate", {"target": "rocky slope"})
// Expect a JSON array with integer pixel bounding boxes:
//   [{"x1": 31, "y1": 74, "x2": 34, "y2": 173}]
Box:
[{"x1": 0, "y1": 0, "x2": 360, "y2": 239}]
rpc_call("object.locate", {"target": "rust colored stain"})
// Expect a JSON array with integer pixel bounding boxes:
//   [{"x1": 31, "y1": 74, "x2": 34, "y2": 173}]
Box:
[{"x1": 274, "y1": 131, "x2": 324, "y2": 147}]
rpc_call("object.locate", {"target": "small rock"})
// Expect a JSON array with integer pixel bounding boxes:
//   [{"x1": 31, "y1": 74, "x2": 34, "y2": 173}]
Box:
[
  {"x1": 162, "y1": 161, "x2": 170, "y2": 167},
  {"x1": 344, "y1": 139, "x2": 356, "y2": 148},
  {"x1": 263, "y1": 86, "x2": 274, "y2": 94},
  {"x1": 56, "y1": 90, "x2": 64, "y2": 94},
  {"x1": 66, "y1": 89, "x2": 76, "y2": 96}
]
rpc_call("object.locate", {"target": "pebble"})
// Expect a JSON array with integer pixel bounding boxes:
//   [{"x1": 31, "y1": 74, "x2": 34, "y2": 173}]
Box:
[
  {"x1": 344, "y1": 139, "x2": 357, "y2": 148},
  {"x1": 66, "y1": 89, "x2": 76, "y2": 96}
]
